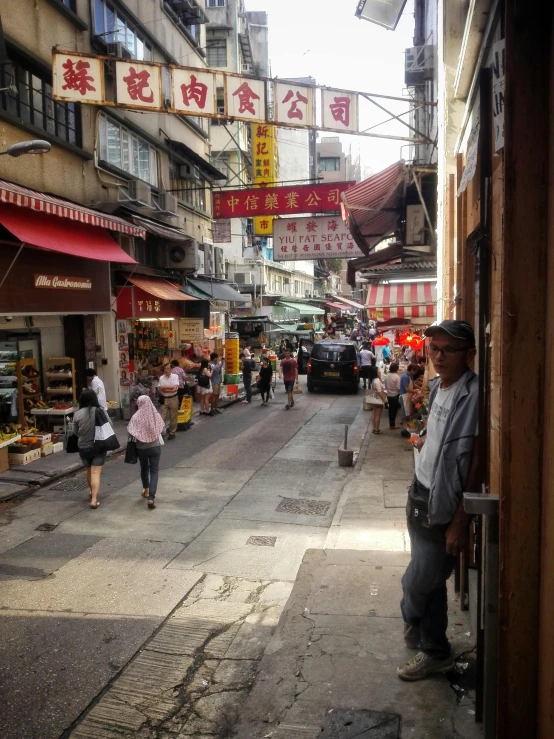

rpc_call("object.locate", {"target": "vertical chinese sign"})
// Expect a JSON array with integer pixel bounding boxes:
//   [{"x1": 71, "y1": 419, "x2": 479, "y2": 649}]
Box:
[
  {"x1": 274, "y1": 81, "x2": 315, "y2": 128},
  {"x1": 53, "y1": 54, "x2": 105, "y2": 104},
  {"x1": 171, "y1": 67, "x2": 217, "y2": 117},
  {"x1": 225, "y1": 75, "x2": 266, "y2": 122},
  {"x1": 115, "y1": 61, "x2": 162, "y2": 110},
  {"x1": 251, "y1": 123, "x2": 278, "y2": 236},
  {"x1": 321, "y1": 89, "x2": 359, "y2": 133}
]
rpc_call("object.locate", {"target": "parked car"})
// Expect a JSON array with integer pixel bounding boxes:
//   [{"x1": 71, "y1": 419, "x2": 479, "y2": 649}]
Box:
[{"x1": 306, "y1": 340, "x2": 360, "y2": 393}]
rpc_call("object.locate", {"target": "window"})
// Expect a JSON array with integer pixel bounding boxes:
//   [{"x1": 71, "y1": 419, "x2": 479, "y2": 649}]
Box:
[
  {"x1": 207, "y1": 0, "x2": 225, "y2": 6},
  {"x1": 0, "y1": 57, "x2": 80, "y2": 145},
  {"x1": 207, "y1": 38, "x2": 227, "y2": 67},
  {"x1": 98, "y1": 113, "x2": 159, "y2": 186},
  {"x1": 94, "y1": 0, "x2": 152, "y2": 60},
  {"x1": 61, "y1": 0, "x2": 77, "y2": 9},
  {"x1": 311, "y1": 344, "x2": 356, "y2": 361},
  {"x1": 319, "y1": 157, "x2": 341, "y2": 172},
  {"x1": 212, "y1": 157, "x2": 229, "y2": 183},
  {"x1": 169, "y1": 158, "x2": 207, "y2": 212}
]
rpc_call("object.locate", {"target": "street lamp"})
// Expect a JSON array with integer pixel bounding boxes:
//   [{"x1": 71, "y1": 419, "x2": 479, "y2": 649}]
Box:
[
  {"x1": 0, "y1": 139, "x2": 51, "y2": 157},
  {"x1": 354, "y1": 0, "x2": 407, "y2": 30}
]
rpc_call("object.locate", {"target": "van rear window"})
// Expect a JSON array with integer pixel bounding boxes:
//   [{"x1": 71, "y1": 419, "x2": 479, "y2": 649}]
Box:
[{"x1": 311, "y1": 344, "x2": 356, "y2": 361}]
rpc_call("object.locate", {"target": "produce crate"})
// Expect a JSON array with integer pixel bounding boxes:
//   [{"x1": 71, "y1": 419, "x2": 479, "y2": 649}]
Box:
[
  {"x1": 224, "y1": 374, "x2": 241, "y2": 385},
  {"x1": 9, "y1": 448, "x2": 41, "y2": 465},
  {"x1": 0, "y1": 446, "x2": 8, "y2": 474},
  {"x1": 35, "y1": 432, "x2": 52, "y2": 445},
  {"x1": 13, "y1": 439, "x2": 41, "y2": 451},
  {"x1": 52, "y1": 442, "x2": 64, "y2": 454},
  {"x1": 40, "y1": 442, "x2": 54, "y2": 456}
]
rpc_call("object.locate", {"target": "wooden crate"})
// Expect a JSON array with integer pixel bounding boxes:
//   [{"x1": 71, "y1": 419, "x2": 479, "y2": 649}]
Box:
[
  {"x1": 40, "y1": 442, "x2": 54, "y2": 456},
  {"x1": 0, "y1": 446, "x2": 8, "y2": 474},
  {"x1": 9, "y1": 448, "x2": 41, "y2": 466}
]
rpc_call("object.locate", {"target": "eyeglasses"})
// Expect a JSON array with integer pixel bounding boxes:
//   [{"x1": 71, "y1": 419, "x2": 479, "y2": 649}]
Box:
[{"x1": 428, "y1": 344, "x2": 469, "y2": 357}]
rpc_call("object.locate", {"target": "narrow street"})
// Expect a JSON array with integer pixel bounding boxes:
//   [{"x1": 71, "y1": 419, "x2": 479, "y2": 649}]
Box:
[{"x1": 0, "y1": 380, "x2": 368, "y2": 739}]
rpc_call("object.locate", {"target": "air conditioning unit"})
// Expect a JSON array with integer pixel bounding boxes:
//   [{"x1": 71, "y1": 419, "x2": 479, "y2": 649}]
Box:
[
  {"x1": 167, "y1": 241, "x2": 200, "y2": 270},
  {"x1": 203, "y1": 243, "x2": 214, "y2": 275},
  {"x1": 214, "y1": 246, "x2": 224, "y2": 278},
  {"x1": 234, "y1": 272, "x2": 253, "y2": 285},
  {"x1": 405, "y1": 45, "x2": 434, "y2": 86},
  {"x1": 242, "y1": 63, "x2": 253, "y2": 74},
  {"x1": 157, "y1": 192, "x2": 179, "y2": 216},
  {"x1": 127, "y1": 179, "x2": 152, "y2": 208},
  {"x1": 405, "y1": 204, "x2": 426, "y2": 245},
  {"x1": 179, "y1": 164, "x2": 201, "y2": 180},
  {"x1": 106, "y1": 42, "x2": 132, "y2": 60}
]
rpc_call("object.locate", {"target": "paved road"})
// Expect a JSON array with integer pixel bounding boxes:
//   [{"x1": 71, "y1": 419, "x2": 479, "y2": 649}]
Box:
[{"x1": 0, "y1": 379, "x2": 368, "y2": 739}]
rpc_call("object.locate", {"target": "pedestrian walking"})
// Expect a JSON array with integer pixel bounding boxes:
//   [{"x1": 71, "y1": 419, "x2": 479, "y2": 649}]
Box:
[
  {"x1": 279, "y1": 348, "x2": 298, "y2": 410},
  {"x1": 384, "y1": 361, "x2": 401, "y2": 429},
  {"x1": 397, "y1": 320, "x2": 479, "y2": 681},
  {"x1": 240, "y1": 353, "x2": 255, "y2": 404},
  {"x1": 85, "y1": 367, "x2": 107, "y2": 410},
  {"x1": 127, "y1": 395, "x2": 165, "y2": 510},
  {"x1": 197, "y1": 358, "x2": 213, "y2": 415},
  {"x1": 171, "y1": 359, "x2": 186, "y2": 404},
  {"x1": 257, "y1": 356, "x2": 273, "y2": 406},
  {"x1": 158, "y1": 362, "x2": 179, "y2": 440},
  {"x1": 73, "y1": 389, "x2": 106, "y2": 509},
  {"x1": 370, "y1": 360, "x2": 387, "y2": 434},
  {"x1": 359, "y1": 343, "x2": 376, "y2": 389},
  {"x1": 400, "y1": 363, "x2": 419, "y2": 423},
  {"x1": 209, "y1": 352, "x2": 225, "y2": 414}
]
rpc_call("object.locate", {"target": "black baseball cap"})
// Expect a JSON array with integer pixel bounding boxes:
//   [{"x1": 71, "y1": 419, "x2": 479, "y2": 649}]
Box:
[{"x1": 425, "y1": 320, "x2": 475, "y2": 347}]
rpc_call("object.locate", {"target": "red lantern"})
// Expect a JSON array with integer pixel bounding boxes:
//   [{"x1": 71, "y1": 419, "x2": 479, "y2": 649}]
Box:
[
  {"x1": 409, "y1": 336, "x2": 424, "y2": 351},
  {"x1": 372, "y1": 336, "x2": 391, "y2": 346}
]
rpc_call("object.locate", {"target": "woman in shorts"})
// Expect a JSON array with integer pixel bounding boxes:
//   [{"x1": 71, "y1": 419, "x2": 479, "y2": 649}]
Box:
[
  {"x1": 197, "y1": 358, "x2": 213, "y2": 415},
  {"x1": 73, "y1": 389, "x2": 106, "y2": 509}
]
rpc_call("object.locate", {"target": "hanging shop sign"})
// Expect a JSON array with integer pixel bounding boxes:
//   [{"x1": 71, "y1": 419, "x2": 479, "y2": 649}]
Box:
[
  {"x1": 116, "y1": 287, "x2": 184, "y2": 319},
  {"x1": 491, "y1": 39, "x2": 505, "y2": 153},
  {"x1": 34, "y1": 274, "x2": 92, "y2": 290},
  {"x1": 213, "y1": 182, "x2": 353, "y2": 220},
  {"x1": 178, "y1": 318, "x2": 204, "y2": 343},
  {"x1": 252, "y1": 123, "x2": 278, "y2": 236},
  {"x1": 273, "y1": 216, "x2": 365, "y2": 261},
  {"x1": 224, "y1": 337, "x2": 240, "y2": 375},
  {"x1": 52, "y1": 52, "x2": 421, "y2": 143}
]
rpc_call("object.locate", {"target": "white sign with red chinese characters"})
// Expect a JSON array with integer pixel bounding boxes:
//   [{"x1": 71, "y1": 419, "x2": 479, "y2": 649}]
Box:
[
  {"x1": 321, "y1": 89, "x2": 359, "y2": 133},
  {"x1": 225, "y1": 76, "x2": 266, "y2": 122},
  {"x1": 53, "y1": 54, "x2": 104, "y2": 104},
  {"x1": 171, "y1": 68, "x2": 216, "y2": 116},
  {"x1": 274, "y1": 216, "x2": 364, "y2": 261},
  {"x1": 115, "y1": 61, "x2": 162, "y2": 110},
  {"x1": 274, "y1": 82, "x2": 315, "y2": 128}
]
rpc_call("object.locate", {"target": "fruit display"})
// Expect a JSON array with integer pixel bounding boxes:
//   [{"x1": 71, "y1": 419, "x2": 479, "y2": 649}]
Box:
[
  {"x1": 21, "y1": 365, "x2": 40, "y2": 379},
  {"x1": 0, "y1": 362, "x2": 17, "y2": 377},
  {"x1": 23, "y1": 382, "x2": 41, "y2": 395},
  {"x1": 0, "y1": 423, "x2": 21, "y2": 443},
  {"x1": 47, "y1": 363, "x2": 72, "y2": 376},
  {"x1": 107, "y1": 400, "x2": 118, "y2": 407}
]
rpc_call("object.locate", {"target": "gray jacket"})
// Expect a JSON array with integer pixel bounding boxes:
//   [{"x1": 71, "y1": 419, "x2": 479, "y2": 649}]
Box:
[{"x1": 426, "y1": 370, "x2": 479, "y2": 525}]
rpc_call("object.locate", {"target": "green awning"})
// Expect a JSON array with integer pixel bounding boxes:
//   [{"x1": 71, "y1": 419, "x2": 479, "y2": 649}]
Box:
[{"x1": 277, "y1": 301, "x2": 326, "y2": 316}]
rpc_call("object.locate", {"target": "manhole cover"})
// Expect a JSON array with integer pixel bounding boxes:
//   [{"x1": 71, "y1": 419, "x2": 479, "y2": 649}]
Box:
[
  {"x1": 246, "y1": 536, "x2": 276, "y2": 547},
  {"x1": 300, "y1": 490, "x2": 322, "y2": 498},
  {"x1": 322, "y1": 709, "x2": 400, "y2": 738},
  {"x1": 50, "y1": 479, "x2": 89, "y2": 491},
  {"x1": 35, "y1": 523, "x2": 58, "y2": 532},
  {"x1": 276, "y1": 498, "x2": 331, "y2": 516}
]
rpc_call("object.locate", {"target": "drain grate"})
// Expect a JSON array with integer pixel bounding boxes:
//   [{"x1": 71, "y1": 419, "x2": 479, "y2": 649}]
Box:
[
  {"x1": 300, "y1": 490, "x2": 322, "y2": 498},
  {"x1": 50, "y1": 478, "x2": 89, "y2": 491},
  {"x1": 35, "y1": 523, "x2": 58, "y2": 532},
  {"x1": 246, "y1": 536, "x2": 277, "y2": 547},
  {"x1": 276, "y1": 497, "x2": 331, "y2": 516},
  {"x1": 322, "y1": 709, "x2": 400, "y2": 738}
]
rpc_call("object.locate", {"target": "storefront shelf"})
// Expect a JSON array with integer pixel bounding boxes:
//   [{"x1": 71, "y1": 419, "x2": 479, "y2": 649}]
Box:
[
  {"x1": 0, "y1": 435, "x2": 21, "y2": 450},
  {"x1": 23, "y1": 392, "x2": 41, "y2": 397},
  {"x1": 46, "y1": 373, "x2": 73, "y2": 380},
  {"x1": 46, "y1": 389, "x2": 73, "y2": 395},
  {"x1": 30, "y1": 408, "x2": 74, "y2": 416}
]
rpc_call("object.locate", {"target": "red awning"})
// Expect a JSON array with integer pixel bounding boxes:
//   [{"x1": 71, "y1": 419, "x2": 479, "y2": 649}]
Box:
[
  {"x1": 341, "y1": 161, "x2": 406, "y2": 255},
  {"x1": 325, "y1": 301, "x2": 347, "y2": 310},
  {"x1": 366, "y1": 281, "x2": 436, "y2": 322},
  {"x1": 0, "y1": 203, "x2": 136, "y2": 263},
  {"x1": 0, "y1": 179, "x2": 145, "y2": 238},
  {"x1": 331, "y1": 295, "x2": 366, "y2": 311},
  {"x1": 125, "y1": 275, "x2": 197, "y2": 301}
]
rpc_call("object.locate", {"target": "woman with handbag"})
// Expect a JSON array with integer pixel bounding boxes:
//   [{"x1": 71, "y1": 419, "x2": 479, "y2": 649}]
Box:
[
  {"x1": 73, "y1": 390, "x2": 106, "y2": 509},
  {"x1": 197, "y1": 358, "x2": 213, "y2": 415},
  {"x1": 127, "y1": 395, "x2": 165, "y2": 509},
  {"x1": 367, "y1": 359, "x2": 387, "y2": 434}
]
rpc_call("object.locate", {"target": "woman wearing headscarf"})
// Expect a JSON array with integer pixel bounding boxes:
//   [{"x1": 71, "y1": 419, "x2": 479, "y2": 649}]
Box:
[{"x1": 127, "y1": 395, "x2": 165, "y2": 509}]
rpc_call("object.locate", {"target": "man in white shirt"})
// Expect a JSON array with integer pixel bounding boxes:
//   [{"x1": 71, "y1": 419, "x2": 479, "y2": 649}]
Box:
[
  {"x1": 158, "y1": 363, "x2": 180, "y2": 440},
  {"x1": 85, "y1": 368, "x2": 107, "y2": 410},
  {"x1": 359, "y1": 343, "x2": 375, "y2": 389}
]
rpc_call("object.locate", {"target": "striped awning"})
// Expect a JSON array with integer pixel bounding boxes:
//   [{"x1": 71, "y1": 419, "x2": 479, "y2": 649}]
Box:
[
  {"x1": 341, "y1": 161, "x2": 406, "y2": 255},
  {"x1": 0, "y1": 179, "x2": 145, "y2": 238},
  {"x1": 366, "y1": 281, "x2": 436, "y2": 321}
]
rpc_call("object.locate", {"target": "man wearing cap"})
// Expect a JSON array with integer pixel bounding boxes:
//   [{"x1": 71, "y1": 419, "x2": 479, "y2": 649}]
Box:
[{"x1": 397, "y1": 320, "x2": 480, "y2": 681}]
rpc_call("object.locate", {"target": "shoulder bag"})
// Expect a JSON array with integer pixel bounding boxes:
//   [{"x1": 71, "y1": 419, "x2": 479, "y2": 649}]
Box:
[
  {"x1": 94, "y1": 407, "x2": 120, "y2": 452},
  {"x1": 124, "y1": 436, "x2": 138, "y2": 464},
  {"x1": 66, "y1": 433, "x2": 79, "y2": 453}
]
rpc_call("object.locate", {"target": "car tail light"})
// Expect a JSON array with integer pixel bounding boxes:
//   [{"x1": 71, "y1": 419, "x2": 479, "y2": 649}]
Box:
[
  {"x1": 353, "y1": 361, "x2": 358, "y2": 374},
  {"x1": 307, "y1": 358, "x2": 312, "y2": 373}
]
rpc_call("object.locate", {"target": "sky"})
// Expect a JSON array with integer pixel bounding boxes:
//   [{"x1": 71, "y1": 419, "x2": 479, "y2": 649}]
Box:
[{"x1": 249, "y1": 0, "x2": 416, "y2": 176}]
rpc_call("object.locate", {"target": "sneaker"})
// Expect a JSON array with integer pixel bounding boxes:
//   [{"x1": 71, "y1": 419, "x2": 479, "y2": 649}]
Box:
[
  {"x1": 242, "y1": 400, "x2": 249, "y2": 404},
  {"x1": 397, "y1": 652, "x2": 454, "y2": 681},
  {"x1": 403, "y1": 623, "x2": 421, "y2": 649},
  {"x1": 290, "y1": 399, "x2": 295, "y2": 407}
]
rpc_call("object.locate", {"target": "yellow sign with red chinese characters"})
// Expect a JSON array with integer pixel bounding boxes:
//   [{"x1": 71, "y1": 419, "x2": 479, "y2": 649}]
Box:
[{"x1": 252, "y1": 124, "x2": 278, "y2": 236}]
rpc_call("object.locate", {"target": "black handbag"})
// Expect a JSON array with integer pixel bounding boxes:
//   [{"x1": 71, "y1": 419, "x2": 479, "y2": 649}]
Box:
[
  {"x1": 93, "y1": 408, "x2": 120, "y2": 452},
  {"x1": 66, "y1": 434, "x2": 79, "y2": 453},
  {"x1": 124, "y1": 437, "x2": 138, "y2": 464}
]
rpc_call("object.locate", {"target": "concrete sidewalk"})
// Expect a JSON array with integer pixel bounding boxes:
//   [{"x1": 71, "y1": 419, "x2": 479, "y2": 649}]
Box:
[{"x1": 232, "y1": 424, "x2": 482, "y2": 739}]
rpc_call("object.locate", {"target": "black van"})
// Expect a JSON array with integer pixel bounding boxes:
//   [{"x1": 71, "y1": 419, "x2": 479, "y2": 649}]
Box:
[{"x1": 306, "y1": 340, "x2": 360, "y2": 393}]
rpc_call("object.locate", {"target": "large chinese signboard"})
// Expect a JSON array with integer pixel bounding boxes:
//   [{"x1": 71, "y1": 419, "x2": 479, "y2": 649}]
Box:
[
  {"x1": 252, "y1": 123, "x2": 278, "y2": 236},
  {"x1": 52, "y1": 52, "x2": 418, "y2": 142},
  {"x1": 116, "y1": 287, "x2": 184, "y2": 319},
  {"x1": 213, "y1": 182, "x2": 354, "y2": 219},
  {"x1": 274, "y1": 216, "x2": 364, "y2": 261}
]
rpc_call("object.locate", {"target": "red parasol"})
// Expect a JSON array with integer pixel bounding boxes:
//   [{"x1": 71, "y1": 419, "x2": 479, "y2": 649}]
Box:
[{"x1": 372, "y1": 336, "x2": 391, "y2": 346}]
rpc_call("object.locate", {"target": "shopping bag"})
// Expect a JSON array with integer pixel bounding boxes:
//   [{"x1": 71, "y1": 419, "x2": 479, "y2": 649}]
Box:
[
  {"x1": 293, "y1": 382, "x2": 303, "y2": 394},
  {"x1": 66, "y1": 433, "x2": 79, "y2": 453},
  {"x1": 124, "y1": 437, "x2": 138, "y2": 464},
  {"x1": 368, "y1": 391, "x2": 384, "y2": 408},
  {"x1": 94, "y1": 408, "x2": 120, "y2": 452}
]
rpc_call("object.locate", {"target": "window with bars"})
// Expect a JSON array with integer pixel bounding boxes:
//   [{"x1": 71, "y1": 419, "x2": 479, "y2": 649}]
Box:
[
  {"x1": 98, "y1": 113, "x2": 159, "y2": 186},
  {"x1": 169, "y1": 158, "x2": 207, "y2": 212},
  {"x1": 206, "y1": 0, "x2": 225, "y2": 6},
  {"x1": 94, "y1": 0, "x2": 152, "y2": 60},
  {"x1": 0, "y1": 58, "x2": 80, "y2": 145},
  {"x1": 207, "y1": 38, "x2": 227, "y2": 67}
]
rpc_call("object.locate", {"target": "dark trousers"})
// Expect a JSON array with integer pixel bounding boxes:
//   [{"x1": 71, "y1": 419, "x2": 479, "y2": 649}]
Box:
[
  {"x1": 137, "y1": 446, "x2": 161, "y2": 499},
  {"x1": 387, "y1": 394, "x2": 400, "y2": 427},
  {"x1": 243, "y1": 376, "x2": 252, "y2": 402},
  {"x1": 260, "y1": 385, "x2": 270, "y2": 402},
  {"x1": 400, "y1": 491, "x2": 455, "y2": 658}
]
